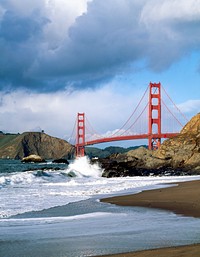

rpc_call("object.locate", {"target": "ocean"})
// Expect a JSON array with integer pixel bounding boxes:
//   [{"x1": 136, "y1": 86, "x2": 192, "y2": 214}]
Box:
[{"x1": 0, "y1": 157, "x2": 200, "y2": 257}]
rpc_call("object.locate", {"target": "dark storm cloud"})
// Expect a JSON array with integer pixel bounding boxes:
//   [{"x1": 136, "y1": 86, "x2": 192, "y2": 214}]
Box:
[
  {"x1": 0, "y1": 7, "x2": 49, "y2": 91},
  {"x1": 0, "y1": 11, "x2": 44, "y2": 42},
  {"x1": 0, "y1": 0, "x2": 200, "y2": 92},
  {"x1": 38, "y1": 0, "x2": 147, "y2": 81}
]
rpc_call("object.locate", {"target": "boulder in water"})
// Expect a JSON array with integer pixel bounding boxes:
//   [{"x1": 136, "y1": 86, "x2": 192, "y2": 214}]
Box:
[
  {"x1": 21, "y1": 154, "x2": 45, "y2": 163},
  {"x1": 52, "y1": 158, "x2": 69, "y2": 164}
]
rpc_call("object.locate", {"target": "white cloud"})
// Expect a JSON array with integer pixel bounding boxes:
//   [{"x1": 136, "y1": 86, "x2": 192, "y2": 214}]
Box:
[
  {"x1": 177, "y1": 99, "x2": 200, "y2": 114},
  {"x1": 0, "y1": 83, "x2": 144, "y2": 142},
  {"x1": 43, "y1": 0, "x2": 90, "y2": 49},
  {"x1": 140, "y1": 0, "x2": 200, "y2": 25}
]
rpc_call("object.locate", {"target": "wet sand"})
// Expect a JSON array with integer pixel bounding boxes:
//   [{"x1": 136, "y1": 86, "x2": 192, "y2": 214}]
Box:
[
  {"x1": 100, "y1": 243, "x2": 200, "y2": 257},
  {"x1": 100, "y1": 180, "x2": 200, "y2": 257}
]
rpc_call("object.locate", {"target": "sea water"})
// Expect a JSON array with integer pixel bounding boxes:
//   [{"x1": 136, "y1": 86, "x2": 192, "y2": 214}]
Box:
[{"x1": 0, "y1": 157, "x2": 200, "y2": 257}]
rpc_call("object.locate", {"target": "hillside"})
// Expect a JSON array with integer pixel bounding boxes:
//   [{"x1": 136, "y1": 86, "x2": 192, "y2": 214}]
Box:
[
  {"x1": 85, "y1": 145, "x2": 147, "y2": 158},
  {"x1": 0, "y1": 133, "x2": 19, "y2": 148},
  {"x1": 0, "y1": 131, "x2": 147, "y2": 160},
  {"x1": 155, "y1": 112, "x2": 200, "y2": 170},
  {"x1": 0, "y1": 132, "x2": 74, "y2": 160}
]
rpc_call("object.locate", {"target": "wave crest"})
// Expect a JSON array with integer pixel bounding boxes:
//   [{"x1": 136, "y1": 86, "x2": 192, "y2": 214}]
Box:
[{"x1": 65, "y1": 156, "x2": 103, "y2": 178}]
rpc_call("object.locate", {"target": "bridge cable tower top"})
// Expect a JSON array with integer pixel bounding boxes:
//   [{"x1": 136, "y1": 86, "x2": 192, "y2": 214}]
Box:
[
  {"x1": 148, "y1": 82, "x2": 161, "y2": 150},
  {"x1": 76, "y1": 113, "x2": 85, "y2": 157}
]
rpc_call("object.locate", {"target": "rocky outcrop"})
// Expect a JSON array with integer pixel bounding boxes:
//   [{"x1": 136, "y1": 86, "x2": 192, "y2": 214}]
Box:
[
  {"x1": 0, "y1": 132, "x2": 74, "y2": 160},
  {"x1": 100, "y1": 113, "x2": 200, "y2": 177},
  {"x1": 99, "y1": 148, "x2": 177, "y2": 178},
  {"x1": 22, "y1": 154, "x2": 45, "y2": 163},
  {"x1": 52, "y1": 158, "x2": 69, "y2": 164},
  {"x1": 155, "y1": 113, "x2": 200, "y2": 171}
]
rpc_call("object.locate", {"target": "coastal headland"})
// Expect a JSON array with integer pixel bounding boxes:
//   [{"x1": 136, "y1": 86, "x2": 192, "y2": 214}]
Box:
[{"x1": 99, "y1": 113, "x2": 200, "y2": 178}]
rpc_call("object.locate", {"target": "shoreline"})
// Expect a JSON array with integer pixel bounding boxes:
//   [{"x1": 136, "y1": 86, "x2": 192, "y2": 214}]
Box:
[
  {"x1": 98, "y1": 243, "x2": 200, "y2": 257},
  {"x1": 100, "y1": 179, "x2": 200, "y2": 257},
  {"x1": 1, "y1": 178, "x2": 200, "y2": 257},
  {"x1": 101, "y1": 180, "x2": 200, "y2": 218}
]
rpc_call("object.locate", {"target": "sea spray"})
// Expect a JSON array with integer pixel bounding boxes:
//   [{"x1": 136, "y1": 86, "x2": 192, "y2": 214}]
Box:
[
  {"x1": 66, "y1": 156, "x2": 103, "y2": 178},
  {"x1": 1, "y1": 159, "x2": 200, "y2": 218}
]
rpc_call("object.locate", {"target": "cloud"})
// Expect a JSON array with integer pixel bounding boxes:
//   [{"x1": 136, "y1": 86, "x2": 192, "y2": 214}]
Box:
[
  {"x1": 0, "y1": 83, "x2": 146, "y2": 141},
  {"x1": 0, "y1": 0, "x2": 89, "y2": 91},
  {"x1": 0, "y1": 82, "x2": 196, "y2": 147},
  {"x1": 140, "y1": 0, "x2": 200, "y2": 70},
  {"x1": 0, "y1": 10, "x2": 47, "y2": 42},
  {"x1": 35, "y1": 0, "x2": 148, "y2": 87},
  {"x1": 177, "y1": 99, "x2": 200, "y2": 114},
  {"x1": 0, "y1": 0, "x2": 200, "y2": 92},
  {"x1": 0, "y1": 5, "x2": 49, "y2": 91},
  {"x1": 141, "y1": 0, "x2": 200, "y2": 23}
]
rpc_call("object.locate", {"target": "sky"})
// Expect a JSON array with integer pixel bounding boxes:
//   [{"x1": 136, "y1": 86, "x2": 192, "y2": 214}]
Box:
[{"x1": 0, "y1": 0, "x2": 200, "y2": 147}]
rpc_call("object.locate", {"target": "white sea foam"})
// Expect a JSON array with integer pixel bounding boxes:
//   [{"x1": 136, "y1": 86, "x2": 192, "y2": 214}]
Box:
[
  {"x1": 0, "y1": 212, "x2": 116, "y2": 226},
  {"x1": 0, "y1": 157, "x2": 200, "y2": 218},
  {"x1": 0, "y1": 171, "x2": 36, "y2": 187},
  {"x1": 65, "y1": 156, "x2": 102, "y2": 178}
]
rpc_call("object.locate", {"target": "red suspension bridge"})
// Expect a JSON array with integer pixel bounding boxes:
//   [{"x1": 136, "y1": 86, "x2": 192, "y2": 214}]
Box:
[{"x1": 70, "y1": 82, "x2": 187, "y2": 157}]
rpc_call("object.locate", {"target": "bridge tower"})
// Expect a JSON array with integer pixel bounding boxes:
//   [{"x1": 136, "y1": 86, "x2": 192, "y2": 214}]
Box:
[
  {"x1": 75, "y1": 112, "x2": 85, "y2": 157},
  {"x1": 148, "y1": 82, "x2": 161, "y2": 150},
  {"x1": 75, "y1": 82, "x2": 166, "y2": 157}
]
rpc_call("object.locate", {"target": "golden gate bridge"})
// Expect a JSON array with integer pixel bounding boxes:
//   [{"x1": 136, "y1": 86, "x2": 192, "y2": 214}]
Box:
[{"x1": 70, "y1": 82, "x2": 187, "y2": 157}]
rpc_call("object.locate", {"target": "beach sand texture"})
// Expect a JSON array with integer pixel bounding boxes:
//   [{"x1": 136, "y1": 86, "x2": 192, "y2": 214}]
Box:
[
  {"x1": 100, "y1": 243, "x2": 200, "y2": 257},
  {"x1": 100, "y1": 180, "x2": 200, "y2": 257}
]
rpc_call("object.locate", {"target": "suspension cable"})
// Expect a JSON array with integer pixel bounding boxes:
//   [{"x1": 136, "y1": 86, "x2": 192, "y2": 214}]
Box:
[
  {"x1": 161, "y1": 99, "x2": 184, "y2": 127},
  {"x1": 118, "y1": 102, "x2": 149, "y2": 136},
  {"x1": 111, "y1": 85, "x2": 149, "y2": 137},
  {"x1": 85, "y1": 117, "x2": 102, "y2": 139},
  {"x1": 161, "y1": 85, "x2": 188, "y2": 122},
  {"x1": 117, "y1": 85, "x2": 158, "y2": 136},
  {"x1": 68, "y1": 118, "x2": 77, "y2": 145}
]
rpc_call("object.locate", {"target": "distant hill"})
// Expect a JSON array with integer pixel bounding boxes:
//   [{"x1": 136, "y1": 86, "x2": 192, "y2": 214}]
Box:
[
  {"x1": 0, "y1": 132, "x2": 74, "y2": 160},
  {"x1": 85, "y1": 145, "x2": 147, "y2": 158},
  {"x1": 0, "y1": 131, "x2": 147, "y2": 160}
]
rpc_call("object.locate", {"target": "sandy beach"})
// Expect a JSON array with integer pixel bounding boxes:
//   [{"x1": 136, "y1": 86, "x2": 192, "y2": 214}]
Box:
[
  {"x1": 99, "y1": 243, "x2": 200, "y2": 257},
  {"x1": 100, "y1": 180, "x2": 200, "y2": 257},
  {"x1": 2, "y1": 172, "x2": 200, "y2": 257}
]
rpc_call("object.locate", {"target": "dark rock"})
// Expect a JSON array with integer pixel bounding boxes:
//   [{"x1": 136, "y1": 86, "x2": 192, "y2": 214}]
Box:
[
  {"x1": 34, "y1": 170, "x2": 52, "y2": 177},
  {"x1": 52, "y1": 159, "x2": 69, "y2": 164},
  {"x1": 155, "y1": 113, "x2": 200, "y2": 172},
  {"x1": 99, "y1": 113, "x2": 200, "y2": 177}
]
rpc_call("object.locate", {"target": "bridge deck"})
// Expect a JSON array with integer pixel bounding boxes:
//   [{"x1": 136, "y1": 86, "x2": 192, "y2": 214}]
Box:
[{"x1": 77, "y1": 133, "x2": 179, "y2": 147}]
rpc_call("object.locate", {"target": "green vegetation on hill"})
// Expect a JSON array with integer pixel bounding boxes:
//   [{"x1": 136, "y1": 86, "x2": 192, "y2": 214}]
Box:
[
  {"x1": 0, "y1": 133, "x2": 19, "y2": 149},
  {"x1": 85, "y1": 145, "x2": 147, "y2": 158}
]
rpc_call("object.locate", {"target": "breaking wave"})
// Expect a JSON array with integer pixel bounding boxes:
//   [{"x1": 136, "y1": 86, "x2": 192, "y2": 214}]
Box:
[
  {"x1": 0, "y1": 157, "x2": 103, "y2": 188},
  {"x1": 65, "y1": 156, "x2": 103, "y2": 178}
]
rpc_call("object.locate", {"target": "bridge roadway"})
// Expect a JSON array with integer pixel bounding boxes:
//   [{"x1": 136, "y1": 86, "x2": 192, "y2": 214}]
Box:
[{"x1": 77, "y1": 132, "x2": 179, "y2": 147}]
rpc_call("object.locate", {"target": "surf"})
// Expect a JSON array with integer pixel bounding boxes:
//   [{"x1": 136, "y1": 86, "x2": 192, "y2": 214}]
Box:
[{"x1": 65, "y1": 156, "x2": 103, "y2": 178}]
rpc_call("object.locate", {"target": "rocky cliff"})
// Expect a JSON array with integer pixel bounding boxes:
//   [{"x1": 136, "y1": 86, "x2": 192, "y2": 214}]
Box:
[
  {"x1": 155, "y1": 112, "x2": 200, "y2": 171},
  {"x1": 0, "y1": 132, "x2": 74, "y2": 160},
  {"x1": 99, "y1": 113, "x2": 200, "y2": 177}
]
